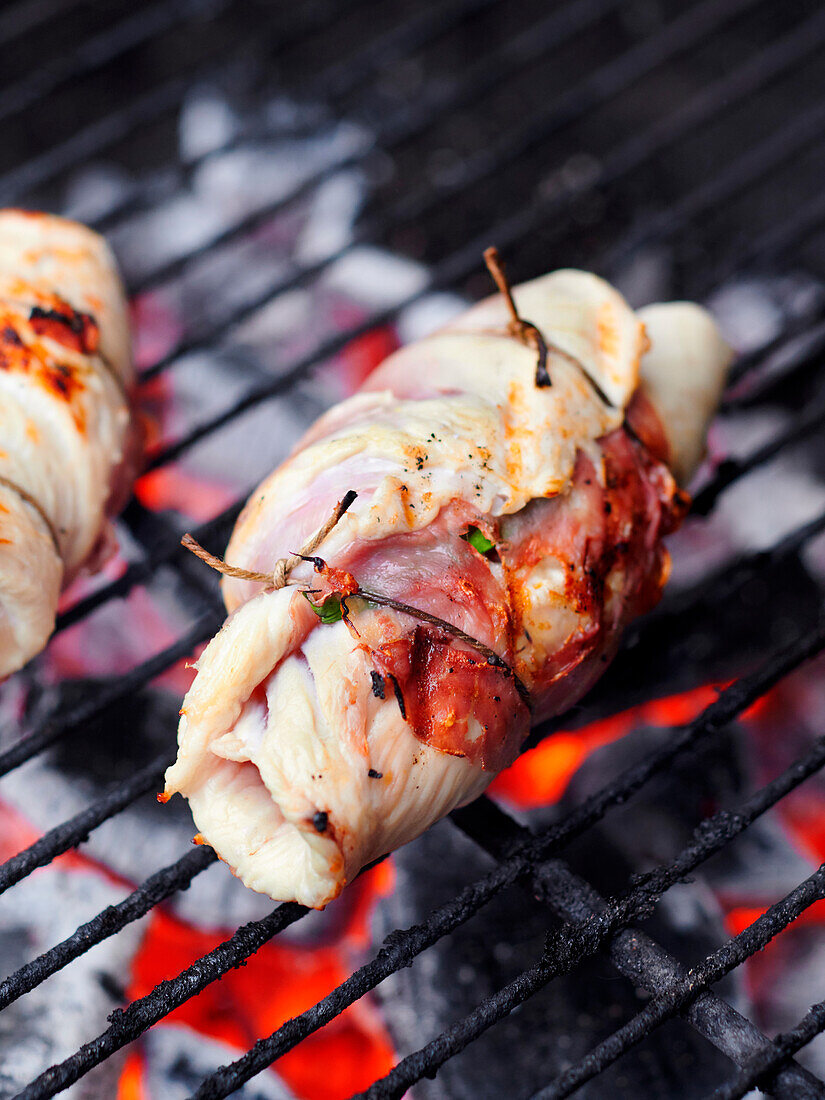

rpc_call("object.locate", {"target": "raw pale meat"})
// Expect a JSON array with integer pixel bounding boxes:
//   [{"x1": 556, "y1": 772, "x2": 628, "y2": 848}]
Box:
[{"x1": 165, "y1": 263, "x2": 731, "y2": 908}]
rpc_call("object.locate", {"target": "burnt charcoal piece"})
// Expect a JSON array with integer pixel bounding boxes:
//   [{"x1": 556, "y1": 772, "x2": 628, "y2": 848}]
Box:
[
  {"x1": 373, "y1": 819, "x2": 730, "y2": 1100},
  {"x1": 140, "y1": 1026, "x2": 296, "y2": 1099}
]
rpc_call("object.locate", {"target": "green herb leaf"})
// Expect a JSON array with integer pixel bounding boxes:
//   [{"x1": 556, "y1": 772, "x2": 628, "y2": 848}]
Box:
[
  {"x1": 303, "y1": 592, "x2": 344, "y2": 624},
  {"x1": 463, "y1": 525, "x2": 495, "y2": 554}
]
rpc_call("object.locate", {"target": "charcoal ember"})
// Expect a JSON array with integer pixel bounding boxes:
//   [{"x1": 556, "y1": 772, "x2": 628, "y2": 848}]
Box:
[
  {"x1": 558, "y1": 718, "x2": 816, "y2": 907},
  {"x1": 558, "y1": 722, "x2": 746, "y2": 877},
  {"x1": 139, "y1": 1024, "x2": 296, "y2": 1099},
  {"x1": 742, "y1": 928, "x2": 825, "y2": 1079},
  {"x1": 561, "y1": 546, "x2": 823, "y2": 729},
  {"x1": 0, "y1": 865, "x2": 143, "y2": 1099},
  {"x1": 373, "y1": 819, "x2": 728, "y2": 1100},
  {"x1": 0, "y1": 683, "x2": 275, "y2": 931}
]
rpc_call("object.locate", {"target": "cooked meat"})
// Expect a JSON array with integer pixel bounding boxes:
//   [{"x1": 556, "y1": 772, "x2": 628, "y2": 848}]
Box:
[
  {"x1": 0, "y1": 210, "x2": 137, "y2": 678},
  {"x1": 164, "y1": 264, "x2": 731, "y2": 908}
]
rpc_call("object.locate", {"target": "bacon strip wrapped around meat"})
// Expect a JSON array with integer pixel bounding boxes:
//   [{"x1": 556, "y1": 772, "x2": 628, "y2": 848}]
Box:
[
  {"x1": 164, "y1": 265, "x2": 731, "y2": 908},
  {"x1": 0, "y1": 210, "x2": 136, "y2": 678}
]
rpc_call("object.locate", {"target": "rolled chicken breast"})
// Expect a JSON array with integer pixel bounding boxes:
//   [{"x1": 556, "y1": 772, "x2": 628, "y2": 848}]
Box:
[
  {"x1": 0, "y1": 210, "x2": 136, "y2": 678},
  {"x1": 165, "y1": 260, "x2": 732, "y2": 908}
]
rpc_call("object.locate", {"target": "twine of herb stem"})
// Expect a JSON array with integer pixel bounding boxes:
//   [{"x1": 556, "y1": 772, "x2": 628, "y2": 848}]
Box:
[
  {"x1": 0, "y1": 474, "x2": 61, "y2": 554},
  {"x1": 483, "y1": 246, "x2": 616, "y2": 407},
  {"x1": 337, "y1": 587, "x2": 531, "y2": 710},
  {"x1": 484, "y1": 246, "x2": 550, "y2": 387},
  {"x1": 181, "y1": 490, "x2": 357, "y2": 590}
]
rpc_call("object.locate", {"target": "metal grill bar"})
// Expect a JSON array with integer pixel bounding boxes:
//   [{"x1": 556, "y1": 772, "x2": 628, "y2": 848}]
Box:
[
  {"x1": 607, "y1": 99, "x2": 825, "y2": 283},
  {"x1": 458, "y1": 800, "x2": 824, "y2": 1100},
  {"x1": 193, "y1": 725, "x2": 825, "y2": 1100},
  {"x1": 99, "y1": 0, "x2": 508, "y2": 240},
  {"x1": 15, "y1": 623, "x2": 825, "y2": 1098},
  {"x1": 0, "y1": 1, "x2": 325, "y2": 206},
  {"x1": 650, "y1": 503, "x2": 825, "y2": 627},
  {"x1": 0, "y1": 847, "x2": 215, "y2": 1014},
  {"x1": 532, "y1": 863, "x2": 825, "y2": 1100},
  {"x1": 714, "y1": 188, "x2": 825, "y2": 291},
  {"x1": 55, "y1": 501, "x2": 241, "y2": 637},
  {"x1": 127, "y1": 0, "x2": 621, "y2": 295},
  {"x1": 0, "y1": 614, "x2": 219, "y2": 780},
  {"x1": 131, "y1": 0, "x2": 775, "y2": 342},
  {"x1": 142, "y1": 11, "x2": 825, "y2": 473},
  {"x1": 0, "y1": 0, "x2": 77, "y2": 46},
  {"x1": 358, "y1": 756, "x2": 825, "y2": 1100},
  {"x1": 721, "y1": 325, "x2": 825, "y2": 412},
  {"x1": 17, "y1": 902, "x2": 308, "y2": 1100},
  {"x1": 0, "y1": 0, "x2": 213, "y2": 128},
  {"x1": 692, "y1": 391, "x2": 825, "y2": 515},
  {"x1": 712, "y1": 1001, "x2": 825, "y2": 1100},
  {"x1": 0, "y1": 756, "x2": 167, "y2": 895}
]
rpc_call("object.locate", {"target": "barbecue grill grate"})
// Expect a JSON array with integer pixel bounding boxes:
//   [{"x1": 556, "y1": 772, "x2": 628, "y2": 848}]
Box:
[{"x1": 2, "y1": 1, "x2": 825, "y2": 1097}]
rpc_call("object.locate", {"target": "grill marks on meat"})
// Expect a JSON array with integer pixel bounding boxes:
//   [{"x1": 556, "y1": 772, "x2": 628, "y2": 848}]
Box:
[
  {"x1": 29, "y1": 302, "x2": 100, "y2": 355},
  {"x1": 290, "y1": 422, "x2": 681, "y2": 769},
  {"x1": 0, "y1": 210, "x2": 136, "y2": 679},
  {"x1": 371, "y1": 626, "x2": 528, "y2": 771},
  {"x1": 164, "y1": 267, "x2": 732, "y2": 909},
  {"x1": 500, "y1": 424, "x2": 687, "y2": 721},
  {"x1": 0, "y1": 312, "x2": 89, "y2": 433}
]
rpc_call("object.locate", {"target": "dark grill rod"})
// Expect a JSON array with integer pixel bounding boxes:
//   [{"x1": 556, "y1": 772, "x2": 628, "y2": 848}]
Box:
[
  {"x1": 0, "y1": 612, "x2": 220, "y2": 780},
  {"x1": 130, "y1": 0, "x2": 765, "y2": 302},
  {"x1": 0, "y1": 0, "x2": 332, "y2": 206},
  {"x1": 0, "y1": 72, "x2": 195, "y2": 208},
  {"x1": 0, "y1": 756, "x2": 168, "y2": 895},
  {"x1": 142, "y1": 16, "x2": 825, "y2": 470},
  {"x1": 456, "y1": 798, "x2": 824, "y2": 1100},
  {"x1": 730, "y1": 306, "x2": 825, "y2": 385},
  {"x1": 0, "y1": 0, "x2": 78, "y2": 45},
  {"x1": 0, "y1": 0, "x2": 216, "y2": 129},
  {"x1": 17, "y1": 623, "x2": 825, "y2": 1099},
  {"x1": 603, "y1": 97, "x2": 825, "y2": 279},
  {"x1": 721, "y1": 321, "x2": 825, "y2": 413},
  {"x1": 195, "y1": 725, "x2": 825, "y2": 1100},
  {"x1": 711, "y1": 999, "x2": 825, "y2": 1100},
  {"x1": 691, "y1": 390, "x2": 825, "y2": 515},
  {"x1": 0, "y1": 846, "x2": 216, "y2": 1013},
  {"x1": 531, "y1": 863, "x2": 825, "y2": 1100},
  {"x1": 358, "y1": 756, "x2": 825, "y2": 1100},
  {"x1": 651, "y1": 503, "x2": 825, "y2": 623},
  {"x1": 14, "y1": 902, "x2": 308, "y2": 1100},
  {"x1": 126, "y1": 0, "x2": 623, "y2": 295},
  {"x1": 94, "y1": 0, "x2": 506, "y2": 237},
  {"x1": 702, "y1": 186, "x2": 825, "y2": 298},
  {"x1": 55, "y1": 496, "x2": 243, "y2": 636}
]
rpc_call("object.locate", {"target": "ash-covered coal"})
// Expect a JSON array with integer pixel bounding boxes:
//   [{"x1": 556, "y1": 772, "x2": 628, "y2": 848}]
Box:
[
  {"x1": 0, "y1": 679, "x2": 275, "y2": 930},
  {"x1": 138, "y1": 1024, "x2": 296, "y2": 1100},
  {"x1": 373, "y1": 817, "x2": 731, "y2": 1100},
  {"x1": 0, "y1": 864, "x2": 143, "y2": 1100}
]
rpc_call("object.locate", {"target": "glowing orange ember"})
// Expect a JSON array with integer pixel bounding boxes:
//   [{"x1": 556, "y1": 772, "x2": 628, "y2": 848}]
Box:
[
  {"x1": 123, "y1": 861, "x2": 396, "y2": 1100},
  {"x1": 491, "y1": 683, "x2": 724, "y2": 809},
  {"x1": 337, "y1": 323, "x2": 398, "y2": 393}
]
